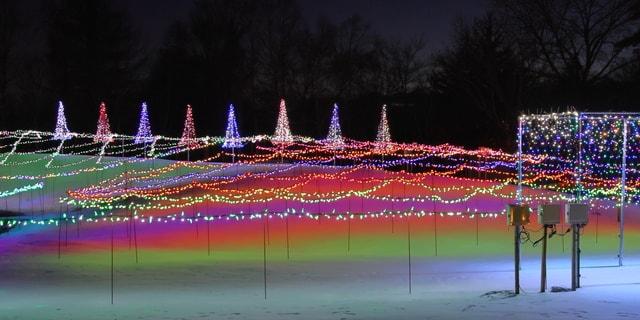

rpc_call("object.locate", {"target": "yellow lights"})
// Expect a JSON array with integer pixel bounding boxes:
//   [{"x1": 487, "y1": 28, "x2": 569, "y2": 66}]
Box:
[{"x1": 507, "y1": 204, "x2": 530, "y2": 226}]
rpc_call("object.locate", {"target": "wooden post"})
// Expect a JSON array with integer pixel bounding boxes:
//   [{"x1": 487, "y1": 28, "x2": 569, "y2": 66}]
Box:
[
  {"x1": 540, "y1": 225, "x2": 548, "y2": 293},
  {"x1": 577, "y1": 226, "x2": 581, "y2": 288},
  {"x1": 571, "y1": 226, "x2": 577, "y2": 291}
]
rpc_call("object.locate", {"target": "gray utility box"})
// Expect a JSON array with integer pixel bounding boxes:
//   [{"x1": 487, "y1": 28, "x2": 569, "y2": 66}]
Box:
[
  {"x1": 565, "y1": 203, "x2": 589, "y2": 225},
  {"x1": 538, "y1": 204, "x2": 561, "y2": 225}
]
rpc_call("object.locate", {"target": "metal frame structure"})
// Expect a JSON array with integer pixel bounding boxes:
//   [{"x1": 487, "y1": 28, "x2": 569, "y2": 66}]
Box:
[{"x1": 517, "y1": 112, "x2": 640, "y2": 267}]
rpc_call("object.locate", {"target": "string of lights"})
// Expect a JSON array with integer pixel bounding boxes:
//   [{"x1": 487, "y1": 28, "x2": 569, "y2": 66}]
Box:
[{"x1": 2, "y1": 108, "x2": 639, "y2": 231}]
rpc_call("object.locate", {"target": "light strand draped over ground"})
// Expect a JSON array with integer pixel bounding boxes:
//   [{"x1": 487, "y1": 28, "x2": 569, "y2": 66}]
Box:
[{"x1": 0, "y1": 127, "x2": 637, "y2": 229}]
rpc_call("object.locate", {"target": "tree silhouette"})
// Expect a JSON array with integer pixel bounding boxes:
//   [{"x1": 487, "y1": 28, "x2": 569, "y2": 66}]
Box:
[
  {"x1": 2, "y1": 0, "x2": 639, "y2": 148},
  {"x1": 496, "y1": 0, "x2": 638, "y2": 88},
  {"x1": 0, "y1": 1, "x2": 19, "y2": 129},
  {"x1": 45, "y1": 0, "x2": 143, "y2": 133},
  {"x1": 431, "y1": 13, "x2": 533, "y2": 146}
]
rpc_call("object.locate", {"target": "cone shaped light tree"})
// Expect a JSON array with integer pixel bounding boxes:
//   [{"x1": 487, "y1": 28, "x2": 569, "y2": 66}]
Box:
[
  {"x1": 273, "y1": 98, "x2": 293, "y2": 144},
  {"x1": 53, "y1": 101, "x2": 71, "y2": 140},
  {"x1": 222, "y1": 104, "x2": 243, "y2": 149},
  {"x1": 375, "y1": 104, "x2": 391, "y2": 149},
  {"x1": 94, "y1": 102, "x2": 113, "y2": 143},
  {"x1": 134, "y1": 102, "x2": 153, "y2": 143},
  {"x1": 179, "y1": 104, "x2": 198, "y2": 148},
  {"x1": 324, "y1": 103, "x2": 344, "y2": 149}
]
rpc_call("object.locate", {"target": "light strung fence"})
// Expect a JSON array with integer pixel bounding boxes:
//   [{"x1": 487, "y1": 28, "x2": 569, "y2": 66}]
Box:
[{"x1": 517, "y1": 111, "x2": 640, "y2": 266}]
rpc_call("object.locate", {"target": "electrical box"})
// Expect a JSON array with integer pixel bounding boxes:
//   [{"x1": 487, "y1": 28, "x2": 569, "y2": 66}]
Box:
[
  {"x1": 565, "y1": 203, "x2": 589, "y2": 225},
  {"x1": 507, "y1": 204, "x2": 530, "y2": 226},
  {"x1": 538, "y1": 204, "x2": 561, "y2": 225}
]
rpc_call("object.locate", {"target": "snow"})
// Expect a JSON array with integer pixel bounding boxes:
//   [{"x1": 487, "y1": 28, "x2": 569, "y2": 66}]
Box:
[
  {"x1": 2, "y1": 242, "x2": 640, "y2": 320},
  {"x1": 2, "y1": 156, "x2": 640, "y2": 319}
]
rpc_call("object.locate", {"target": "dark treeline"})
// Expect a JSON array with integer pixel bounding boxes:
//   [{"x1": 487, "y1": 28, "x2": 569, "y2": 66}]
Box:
[{"x1": 1, "y1": 0, "x2": 640, "y2": 149}]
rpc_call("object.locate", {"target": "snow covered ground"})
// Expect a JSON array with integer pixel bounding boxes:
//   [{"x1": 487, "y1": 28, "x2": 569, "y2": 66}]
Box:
[
  {"x1": 2, "y1": 155, "x2": 640, "y2": 319},
  {"x1": 1, "y1": 247, "x2": 639, "y2": 319}
]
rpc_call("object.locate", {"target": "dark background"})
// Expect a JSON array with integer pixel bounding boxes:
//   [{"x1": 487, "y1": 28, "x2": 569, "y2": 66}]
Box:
[{"x1": 1, "y1": 0, "x2": 639, "y2": 149}]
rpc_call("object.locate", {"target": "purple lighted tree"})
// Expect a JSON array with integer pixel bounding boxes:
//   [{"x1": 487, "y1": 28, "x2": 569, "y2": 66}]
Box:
[
  {"x1": 222, "y1": 104, "x2": 243, "y2": 149},
  {"x1": 134, "y1": 102, "x2": 153, "y2": 144}
]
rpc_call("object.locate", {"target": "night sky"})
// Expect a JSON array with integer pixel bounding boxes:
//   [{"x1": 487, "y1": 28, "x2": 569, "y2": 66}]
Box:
[{"x1": 119, "y1": 0, "x2": 486, "y2": 53}]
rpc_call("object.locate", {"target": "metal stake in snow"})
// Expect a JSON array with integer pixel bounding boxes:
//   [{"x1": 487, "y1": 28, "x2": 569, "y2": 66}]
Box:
[
  {"x1": 263, "y1": 212, "x2": 268, "y2": 300},
  {"x1": 207, "y1": 218, "x2": 212, "y2": 256},
  {"x1": 286, "y1": 212, "x2": 290, "y2": 260},
  {"x1": 111, "y1": 221, "x2": 115, "y2": 305},
  {"x1": 407, "y1": 216, "x2": 412, "y2": 294},
  {"x1": 618, "y1": 119, "x2": 627, "y2": 267}
]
